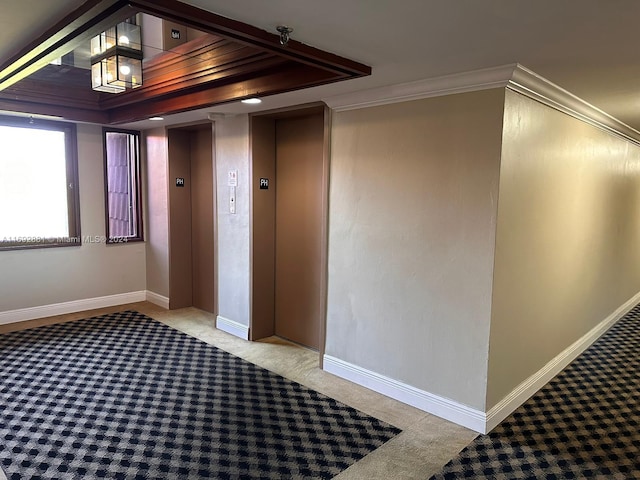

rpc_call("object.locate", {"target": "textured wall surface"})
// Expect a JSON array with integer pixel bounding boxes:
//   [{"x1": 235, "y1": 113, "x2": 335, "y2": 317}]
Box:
[
  {"x1": 215, "y1": 115, "x2": 251, "y2": 326},
  {"x1": 487, "y1": 90, "x2": 640, "y2": 407},
  {"x1": 326, "y1": 89, "x2": 505, "y2": 410}
]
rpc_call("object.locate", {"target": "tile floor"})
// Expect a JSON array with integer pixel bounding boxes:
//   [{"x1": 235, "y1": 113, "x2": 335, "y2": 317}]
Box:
[{"x1": 0, "y1": 302, "x2": 478, "y2": 479}]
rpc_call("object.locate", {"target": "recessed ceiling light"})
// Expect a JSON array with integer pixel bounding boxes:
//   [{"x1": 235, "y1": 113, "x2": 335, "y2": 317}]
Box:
[
  {"x1": 241, "y1": 98, "x2": 262, "y2": 105},
  {"x1": 149, "y1": 116, "x2": 164, "y2": 121}
]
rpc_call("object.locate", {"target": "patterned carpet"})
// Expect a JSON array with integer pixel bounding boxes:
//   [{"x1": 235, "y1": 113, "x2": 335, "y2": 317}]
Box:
[
  {"x1": 430, "y1": 305, "x2": 640, "y2": 479},
  {"x1": 0, "y1": 311, "x2": 401, "y2": 479}
]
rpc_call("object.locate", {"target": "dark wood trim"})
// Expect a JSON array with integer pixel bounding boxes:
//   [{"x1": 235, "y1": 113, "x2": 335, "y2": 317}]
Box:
[
  {"x1": 141, "y1": 33, "x2": 227, "y2": 77},
  {"x1": 66, "y1": 121, "x2": 82, "y2": 244},
  {"x1": 3, "y1": 76, "x2": 101, "y2": 110},
  {"x1": 108, "y1": 55, "x2": 287, "y2": 106},
  {"x1": 0, "y1": 97, "x2": 109, "y2": 124},
  {"x1": 107, "y1": 63, "x2": 339, "y2": 123},
  {"x1": 318, "y1": 104, "x2": 331, "y2": 368},
  {"x1": 1, "y1": 0, "x2": 371, "y2": 124},
  {"x1": 129, "y1": 0, "x2": 371, "y2": 77},
  {"x1": 99, "y1": 36, "x2": 288, "y2": 109},
  {"x1": 0, "y1": 59, "x2": 341, "y2": 124}
]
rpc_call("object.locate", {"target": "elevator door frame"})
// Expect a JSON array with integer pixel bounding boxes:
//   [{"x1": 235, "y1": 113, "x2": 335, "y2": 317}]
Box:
[
  {"x1": 249, "y1": 103, "x2": 330, "y2": 366},
  {"x1": 167, "y1": 122, "x2": 218, "y2": 315}
]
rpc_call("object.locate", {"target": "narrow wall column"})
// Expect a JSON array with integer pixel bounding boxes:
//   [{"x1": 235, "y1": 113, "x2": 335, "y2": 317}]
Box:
[{"x1": 215, "y1": 115, "x2": 251, "y2": 336}]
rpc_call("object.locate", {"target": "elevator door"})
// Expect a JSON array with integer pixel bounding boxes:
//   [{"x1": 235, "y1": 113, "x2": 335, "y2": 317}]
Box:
[
  {"x1": 190, "y1": 127, "x2": 215, "y2": 313},
  {"x1": 274, "y1": 113, "x2": 324, "y2": 349},
  {"x1": 167, "y1": 125, "x2": 215, "y2": 313}
]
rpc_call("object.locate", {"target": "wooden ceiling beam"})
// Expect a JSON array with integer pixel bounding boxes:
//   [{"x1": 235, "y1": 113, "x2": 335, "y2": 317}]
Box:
[
  {"x1": 106, "y1": 63, "x2": 340, "y2": 124},
  {"x1": 98, "y1": 34, "x2": 290, "y2": 110},
  {"x1": 0, "y1": 59, "x2": 337, "y2": 124},
  {"x1": 129, "y1": 0, "x2": 371, "y2": 77},
  {"x1": 1, "y1": 78, "x2": 100, "y2": 110},
  {"x1": 0, "y1": 0, "x2": 371, "y2": 124},
  {"x1": 0, "y1": 97, "x2": 108, "y2": 124}
]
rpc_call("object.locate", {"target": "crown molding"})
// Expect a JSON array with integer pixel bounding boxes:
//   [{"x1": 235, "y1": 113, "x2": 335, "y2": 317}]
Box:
[
  {"x1": 324, "y1": 64, "x2": 517, "y2": 112},
  {"x1": 507, "y1": 65, "x2": 640, "y2": 146},
  {"x1": 324, "y1": 63, "x2": 640, "y2": 146}
]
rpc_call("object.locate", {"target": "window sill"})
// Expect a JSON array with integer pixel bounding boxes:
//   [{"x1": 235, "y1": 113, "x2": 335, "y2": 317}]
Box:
[{"x1": 0, "y1": 238, "x2": 81, "y2": 251}]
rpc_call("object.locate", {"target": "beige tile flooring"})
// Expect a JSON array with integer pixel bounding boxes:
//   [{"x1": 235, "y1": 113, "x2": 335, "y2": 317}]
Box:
[{"x1": 0, "y1": 302, "x2": 478, "y2": 479}]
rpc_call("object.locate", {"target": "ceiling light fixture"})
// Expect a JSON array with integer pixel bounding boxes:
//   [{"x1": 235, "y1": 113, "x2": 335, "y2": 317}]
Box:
[
  {"x1": 276, "y1": 26, "x2": 293, "y2": 47},
  {"x1": 91, "y1": 18, "x2": 143, "y2": 93},
  {"x1": 241, "y1": 98, "x2": 262, "y2": 104},
  {"x1": 149, "y1": 116, "x2": 164, "y2": 121}
]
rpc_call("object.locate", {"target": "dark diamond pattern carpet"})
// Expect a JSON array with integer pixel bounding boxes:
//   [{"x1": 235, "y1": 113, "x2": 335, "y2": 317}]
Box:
[
  {"x1": 0, "y1": 311, "x2": 401, "y2": 479},
  {"x1": 431, "y1": 305, "x2": 640, "y2": 479}
]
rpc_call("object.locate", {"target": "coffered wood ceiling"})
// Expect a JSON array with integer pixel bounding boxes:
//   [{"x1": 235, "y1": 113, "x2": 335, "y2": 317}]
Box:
[
  {"x1": 3, "y1": 1, "x2": 640, "y2": 131},
  {"x1": 0, "y1": 0, "x2": 370, "y2": 124}
]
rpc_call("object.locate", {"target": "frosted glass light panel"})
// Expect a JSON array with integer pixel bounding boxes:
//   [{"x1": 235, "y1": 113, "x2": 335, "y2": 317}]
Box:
[
  {"x1": 91, "y1": 27, "x2": 115, "y2": 56},
  {"x1": 115, "y1": 22, "x2": 142, "y2": 52},
  {"x1": 110, "y1": 55, "x2": 143, "y2": 89},
  {"x1": 91, "y1": 59, "x2": 125, "y2": 93},
  {"x1": 91, "y1": 23, "x2": 141, "y2": 55}
]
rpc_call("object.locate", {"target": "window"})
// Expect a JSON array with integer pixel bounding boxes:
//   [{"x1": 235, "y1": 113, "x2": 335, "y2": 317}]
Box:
[
  {"x1": 0, "y1": 115, "x2": 80, "y2": 250},
  {"x1": 103, "y1": 128, "x2": 142, "y2": 243}
]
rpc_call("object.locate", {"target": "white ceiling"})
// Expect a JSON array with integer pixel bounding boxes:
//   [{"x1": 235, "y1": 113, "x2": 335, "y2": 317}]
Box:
[{"x1": 2, "y1": 0, "x2": 640, "y2": 131}]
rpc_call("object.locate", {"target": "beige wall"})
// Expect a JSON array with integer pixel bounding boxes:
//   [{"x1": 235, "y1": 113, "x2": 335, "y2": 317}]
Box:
[
  {"x1": 0, "y1": 123, "x2": 146, "y2": 312},
  {"x1": 326, "y1": 89, "x2": 505, "y2": 410},
  {"x1": 215, "y1": 115, "x2": 251, "y2": 326},
  {"x1": 144, "y1": 127, "x2": 170, "y2": 298},
  {"x1": 487, "y1": 90, "x2": 640, "y2": 407}
]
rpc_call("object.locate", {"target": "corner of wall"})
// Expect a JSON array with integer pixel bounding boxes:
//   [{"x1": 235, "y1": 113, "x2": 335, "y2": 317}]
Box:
[
  {"x1": 323, "y1": 63, "x2": 640, "y2": 434},
  {"x1": 324, "y1": 70, "x2": 508, "y2": 429},
  {"x1": 486, "y1": 64, "x2": 640, "y2": 422}
]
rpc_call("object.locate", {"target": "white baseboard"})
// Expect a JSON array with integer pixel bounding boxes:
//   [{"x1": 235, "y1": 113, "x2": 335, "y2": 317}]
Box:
[
  {"x1": 0, "y1": 291, "x2": 147, "y2": 326},
  {"x1": 324, "y1": 290, "x2": 640, "y2": 435},
  {"x1": 145, "y1": 290, "x2": 169, "y2": 309},
  {"x1": 216, "y1": 315, "x2": 249, "y2": 340},
  {"x1": 485, "y1": 289, "x2": 640, "y2": 432},
  {"x1": 323, "y1": 354, "x2": 486, "y2": 433}
]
